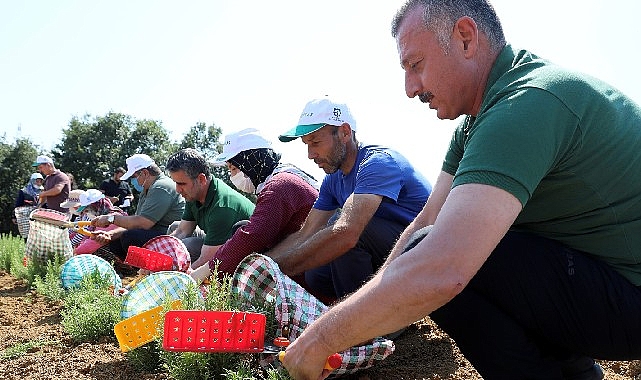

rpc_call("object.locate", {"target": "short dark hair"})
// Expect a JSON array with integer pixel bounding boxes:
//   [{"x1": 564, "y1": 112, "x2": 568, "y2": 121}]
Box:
[
  {"x1": 166, "y1": 148, "x2": 211, "y2": 179},
  {"x1": 391, "y1": 0, "x2": 505, "y2": 53},
  {"x1": 114, "y1": 167, "x2": 126, "y2": 174}
]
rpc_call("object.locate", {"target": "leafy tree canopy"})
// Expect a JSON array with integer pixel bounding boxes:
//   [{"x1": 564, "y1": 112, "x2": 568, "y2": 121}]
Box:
[
  {"x1": 0, "y1": 113, "x2": 239, "y2": 234},
  {"x1": 52, "y1": 112, "x2": 178, "y2": 189},
  {"x1": 0, "y1": 136, "x2": 39, "y2": 234}
]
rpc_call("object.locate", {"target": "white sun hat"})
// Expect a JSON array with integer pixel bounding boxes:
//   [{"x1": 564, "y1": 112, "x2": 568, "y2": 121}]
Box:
[{"x1": 211, "y1": 128, "x2": 273, "y2": 166}]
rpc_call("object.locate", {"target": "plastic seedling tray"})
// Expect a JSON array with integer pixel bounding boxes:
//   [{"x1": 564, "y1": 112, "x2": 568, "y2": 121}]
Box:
[
  {"x1": 162, "y1": 310, "x2": 266, "y2": 353},
  {"x1": 114, "y1": 300, "x2": 182, "y2": 352},
  {"x1": 124, "y1": 246, "x2": 174, "y2": 272}
]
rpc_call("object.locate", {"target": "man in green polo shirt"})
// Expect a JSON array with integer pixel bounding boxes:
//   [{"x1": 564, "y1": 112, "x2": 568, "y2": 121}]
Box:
[
  {"x1": 166, "y1": 148, "x2": 255, "y2": 267},
  {"x1": 279, "y1": 1, "x2": 641, "y2": 380}
]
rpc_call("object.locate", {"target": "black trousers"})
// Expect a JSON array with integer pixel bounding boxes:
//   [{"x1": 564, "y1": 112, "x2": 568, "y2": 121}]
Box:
[
  {"x1": 405, "y1": 227, "x2": 641, "y2": 379},
  {"x1": 108, "y1": 228, "x2": 166, "y2": 261},
  {"x1": 305, "y1": 215, "x2": 406, "y2": 299}
]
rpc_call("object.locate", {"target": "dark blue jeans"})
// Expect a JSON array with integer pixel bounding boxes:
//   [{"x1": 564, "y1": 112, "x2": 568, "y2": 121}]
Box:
[
  {"x1": 304, "y1": 215, "x2": 406, "y2": 299},
  {"x1": 405, "y1": 226, "x2": 641, "y2": 379}
]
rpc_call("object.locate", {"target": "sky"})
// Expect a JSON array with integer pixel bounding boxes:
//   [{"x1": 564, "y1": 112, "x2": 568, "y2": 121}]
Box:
[{"x1": 2, "y1": 0, "x2": 640, "y2": 185}]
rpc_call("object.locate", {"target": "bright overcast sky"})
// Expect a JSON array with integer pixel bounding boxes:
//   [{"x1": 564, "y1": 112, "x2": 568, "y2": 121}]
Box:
[{"x1": 1, "y1": 0, "x2": 640, "y2": 184}]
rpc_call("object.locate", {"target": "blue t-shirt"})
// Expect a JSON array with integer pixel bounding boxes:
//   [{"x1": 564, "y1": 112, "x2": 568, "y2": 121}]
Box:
[{"x1": 314, "y1": 144, "x2": 432, "y2": 225}]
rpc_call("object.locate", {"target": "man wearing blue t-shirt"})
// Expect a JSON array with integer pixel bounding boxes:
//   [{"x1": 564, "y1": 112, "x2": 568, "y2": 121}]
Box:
[{"x1": 269, "y1": 97, "x2": 432, "y2": 300}]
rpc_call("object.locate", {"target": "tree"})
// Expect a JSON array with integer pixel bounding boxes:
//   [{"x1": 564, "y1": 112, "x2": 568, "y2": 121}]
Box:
[
  {"x1": 178, "y1": 122, "x2": 234, "y2": 189},
  {"x1": 0, "y1": 137, "x2": 39, "y2": 234},
  {"x1": 52, "y1": 112, "x2": 133, "y2": 189},
  {"x1": 121, "y1": 118, "x2": 177, "y2": 169},
  {"x1": 53, "y1": 113, "x2": 176, "y2": 189},
  {"x1": 178, "y1": 122, "x2": 223, "y2": 161}
]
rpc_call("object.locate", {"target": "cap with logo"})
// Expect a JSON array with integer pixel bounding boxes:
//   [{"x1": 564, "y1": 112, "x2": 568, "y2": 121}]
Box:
[
  {"x1": 60, "y1": 189, "x2": 86, "y2": 209},
  {"x1": 120, "y1": 154, "x2": 155, "y2": 180},
  {"x1": 32, "y1": 155, "x2": 54, "y2": 167},
  {"x1": 211, "y1": 128, "x2": 272, "y2": 165},
  {"x1": 76, "y1": 189, "x2": 105, "y2": 213},
  {"x1": 278, "y1": 97, "x2": 357, "y2": 142}
]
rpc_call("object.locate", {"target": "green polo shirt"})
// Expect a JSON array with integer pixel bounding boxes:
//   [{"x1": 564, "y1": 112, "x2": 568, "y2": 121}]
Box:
[
  {"x1": 137, "y1": 174, "x2": 185, "y2": 232},
  {"x1": 443, "y1": 44, "x2": 641, "y2": 285},
  {"x1": 182, "y1": 176, "x2": 255, "y2": 246}
]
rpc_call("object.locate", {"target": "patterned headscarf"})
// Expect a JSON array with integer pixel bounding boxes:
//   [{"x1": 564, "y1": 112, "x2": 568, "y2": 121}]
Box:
[
  {"x1": 80, "y1": 197, "x2": 128, "y2": 220},
  {"x1": 22, "y1": 175, "x2": 43, "y2": 199},
  {"x1": 228, "y1": 148, "x2": 281, "y2": 188}
]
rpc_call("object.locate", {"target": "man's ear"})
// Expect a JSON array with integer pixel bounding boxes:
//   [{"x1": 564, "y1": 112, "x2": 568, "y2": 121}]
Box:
[
  {"x1": 340, "y1": 123, "x2": 352, "y2": 139},
  {"x1": 453, "y1": 16, "x2": 478, "y2": 56}
]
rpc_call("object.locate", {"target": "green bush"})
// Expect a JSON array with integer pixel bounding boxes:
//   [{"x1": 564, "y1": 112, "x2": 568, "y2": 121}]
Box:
[
  {"x1": 0, "y1": 233, "x2": 24, "y2": 273},
  {"x1": 155, "y1": 267, "x2": 288, "y2": 380},
  {"x1": 125, "y1": 341, "x2": 164, "y2": 372},
  {"x1": 32, "y1": 257, "x2": 66, "y2": 301},
  {"x1": 61, "y1": 271, "x2": 121, "y2": 342},
  {"x1": 0, "y1": 234, "x2": 66, "y2": 289}
]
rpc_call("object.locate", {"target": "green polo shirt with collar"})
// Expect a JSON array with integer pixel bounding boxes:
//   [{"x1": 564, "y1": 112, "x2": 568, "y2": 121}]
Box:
[
  {"x1": 443, "y1": 44, "x2": 641, "y2": 285},
  {"x1": 182, "y1": 176, "x2": 255, "y2": 246}
]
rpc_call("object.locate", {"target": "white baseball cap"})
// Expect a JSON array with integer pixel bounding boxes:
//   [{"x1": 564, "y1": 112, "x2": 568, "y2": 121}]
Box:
[
  {"x1": 79, "y1": 189, "x2": 105, "y2": 206},
  {"x1": 120, "y1": 154, "x2": 155, "y2": 180},
  {"x1": 60, "y1": 189, "x2": 85, "y2": 209},
  {"x1": 279, "y1": 97, "x2": 357, "y2": 142},
  {"x1": 32, "y1": 155, "x2": 54, "y2": 167},
  {"x1": 211, "y1": 128, "x2": 272, "y2": 165}
]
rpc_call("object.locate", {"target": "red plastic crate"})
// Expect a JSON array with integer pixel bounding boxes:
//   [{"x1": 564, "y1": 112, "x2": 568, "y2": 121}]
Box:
[
  {"x1": 125, "y1": 246, "x2": 174, "y2": 272},
  {"x1": 162, "y1": 310, "x2": 266, "y2": 353},
  {"x1": 31, "y1": 209, "x2": 69, "y2": 222}
]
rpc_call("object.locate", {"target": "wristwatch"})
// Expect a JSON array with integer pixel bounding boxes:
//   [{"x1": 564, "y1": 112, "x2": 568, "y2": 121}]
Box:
[{"x1": 107, "y1": 215, "x2": 115, "y2": 224}]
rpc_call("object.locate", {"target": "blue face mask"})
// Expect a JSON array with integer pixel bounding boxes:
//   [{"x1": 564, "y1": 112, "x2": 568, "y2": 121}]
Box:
[{"x1": 131, "y1": 177, "x2": 144, "y2": 192}]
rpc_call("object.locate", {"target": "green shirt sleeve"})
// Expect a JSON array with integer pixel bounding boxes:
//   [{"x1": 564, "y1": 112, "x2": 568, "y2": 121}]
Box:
[
  {"x1": 182, "y1": 202, "x2": 195, "y2": 222},
  {"x1": 447, "y1": 89, "x2": 580, "y2": 207},
  {"x1": 137, "y1": 185, "x2": 175, "y2": 223}
]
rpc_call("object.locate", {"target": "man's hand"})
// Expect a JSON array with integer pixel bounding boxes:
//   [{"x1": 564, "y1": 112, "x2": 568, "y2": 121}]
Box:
[
  {"x1": 90, "y1": 230, "x2": 113, "y2": 244},
  {"x1": 91, "y1": 215, "x2": 111, "y2": 227},
  {"x1": 280, "y1": 335, "x2": 334, "y2": 380},
  {"x1": 190, "y1": 264, "x2": 211, "y2": 285}
]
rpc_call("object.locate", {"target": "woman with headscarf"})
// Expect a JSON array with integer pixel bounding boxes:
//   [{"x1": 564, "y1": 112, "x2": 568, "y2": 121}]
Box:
[
  {"x1": 13, "y1": 173, "x2": 45, "y2": 239},
  {"x1": 190, "y1": 128, "x2": 319, "y2": 281},
  {"x1": 72, "y1": 189, "x2": 128, "y2": 254},
  {"x1": 15, "y1": 173, "x2": 44, "y2": 208}
]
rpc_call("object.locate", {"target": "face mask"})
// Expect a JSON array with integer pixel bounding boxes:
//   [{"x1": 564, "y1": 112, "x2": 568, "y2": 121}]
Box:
[
  {"x1": 230, "y1": 172, "x2": 255, "y2": 194},
  {"x1": 131, "y1": 177, "x2": 144, "y2": 192}
]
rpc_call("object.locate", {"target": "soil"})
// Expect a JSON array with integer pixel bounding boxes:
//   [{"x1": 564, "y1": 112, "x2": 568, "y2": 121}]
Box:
[{"x1": 1, "y1": 270, "x2": 640, "y2": 380}]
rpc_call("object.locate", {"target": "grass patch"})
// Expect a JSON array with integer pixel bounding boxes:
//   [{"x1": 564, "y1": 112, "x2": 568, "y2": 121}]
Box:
[
  {"x1": 0, "y1": 233, "x2": 66, "y2": 289},
  {"x1": 1, "y1": 339, "x2": 59, "y2": 360}
]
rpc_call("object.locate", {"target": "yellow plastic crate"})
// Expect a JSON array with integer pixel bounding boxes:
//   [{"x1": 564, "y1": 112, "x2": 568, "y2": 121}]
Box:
[{"x1": 114, "y1": 300, "x2": 182, "y2": 352}]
